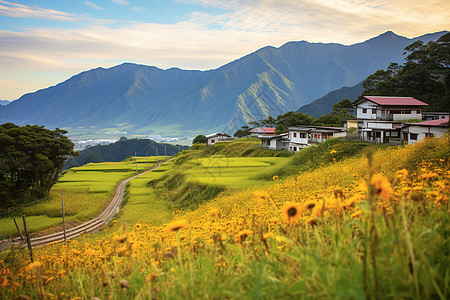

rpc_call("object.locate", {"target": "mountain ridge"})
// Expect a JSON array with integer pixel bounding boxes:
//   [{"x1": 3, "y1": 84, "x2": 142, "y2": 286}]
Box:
[{"x1": 1, "y1": 30, "x2": 447, "y2": 138}]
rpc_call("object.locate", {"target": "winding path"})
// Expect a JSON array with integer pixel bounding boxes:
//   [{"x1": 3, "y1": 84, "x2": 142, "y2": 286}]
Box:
[{"x1": 6, "y1": 160, "x2": 168, "y2": 249}]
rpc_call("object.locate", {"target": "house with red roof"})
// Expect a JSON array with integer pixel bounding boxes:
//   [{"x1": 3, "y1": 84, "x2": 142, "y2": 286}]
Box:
[
  {"x1": 404, "y1": 118, "x2": 449, "y2": 144},
  {"x1": 249, "y1": 127, "x2": 276, "y2": 137},
  {"x1": 353, "y1": 96, "x2": 429, "y2": 144}
]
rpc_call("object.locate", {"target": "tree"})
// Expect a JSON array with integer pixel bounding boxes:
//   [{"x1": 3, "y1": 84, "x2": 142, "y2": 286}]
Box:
[
  {"x1": 192, "y1": 134, "x2": 207, "y2": 144},
  {"x1": 0, "y1": 123, "x2": 76, "y2": 208},
  {"x1": 358, "y1": 33, "x2": 450, "y2": 112},
  {"x1": 234, "y1": 126, "x2": 251, "y2": 138}
]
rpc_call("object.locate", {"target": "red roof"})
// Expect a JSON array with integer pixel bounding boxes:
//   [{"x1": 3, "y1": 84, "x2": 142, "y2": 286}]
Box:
[
  {"x1": 364, "y1": 96, "x2": 428, "y2": 106},
  {"x1": 249, "y1": 127, "x2": 275, "y2": 134},
  {"x1": 414, "y1": 118, "x2": 449, "y2": 126}
]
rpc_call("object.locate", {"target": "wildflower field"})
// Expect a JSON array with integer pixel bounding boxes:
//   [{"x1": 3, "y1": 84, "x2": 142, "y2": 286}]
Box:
[{"x1": 1, "y1": 136, "x2": 449, "y2": 299}]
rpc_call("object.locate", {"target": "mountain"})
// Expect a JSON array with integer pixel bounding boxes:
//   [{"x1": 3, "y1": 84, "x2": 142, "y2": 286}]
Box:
[
  {"x1": 63, "y1": 138, "x2": 188, "y2": 170},
  {"x1": 0, "y1": 31, "x2": 447, "y2": 138},
  {"x1": 0, "y1": 100, "x2": 11, "y2": 106},
  {"x1": 296, "y1": 82, "x2": 364, "y2": 118}
]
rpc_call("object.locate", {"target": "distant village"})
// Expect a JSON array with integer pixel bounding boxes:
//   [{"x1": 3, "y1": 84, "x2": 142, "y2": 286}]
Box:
[{"x1": 205, "y1": 96, "x2": 449, "y2": 151}]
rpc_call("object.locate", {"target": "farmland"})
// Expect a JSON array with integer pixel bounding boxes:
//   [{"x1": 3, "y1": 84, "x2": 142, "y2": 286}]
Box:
[{"x1": 0, "y1": 137, "x2": 449, "y2": 299}]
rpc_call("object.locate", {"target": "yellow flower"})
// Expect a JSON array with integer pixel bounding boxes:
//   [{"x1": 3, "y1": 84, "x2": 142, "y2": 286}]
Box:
[
  {"x1": 113, "y1": 234, "x2": 128, "y2": 244},
  {"x1": 164, "y1": 219, "x2": 190, "y2": 233},
  {"x1": 303, "y1": 200, "x2": 317, "y2": 210},
  {"x1": 330, "y1": 149, "x2": 337, "y2": 154},
  {"x1": 263, "y1": 232, "x2": 274, "y2": 240},
  {"x1": 343, "y1": 194, "x2": 365, "y2": 210},
  {"x1": 370, "y1": 173, "x2": 393, "y2": 200},
  {"x1": 351, "y1": 210, "x2": 362, "y2": 218},
  {"x1": 235, "y1": 229, "x2": 253, "y2": 243},
  {"x1": 395, "y1": 169, "x2": 408, "y2": 180},
  {"x1": 273, "y1": 175, "x2": 279, "y2": 181},
  {"x1": 134, "y1": 223, "x2": 142, "y2": 231},
  {"x1": 253, "y1": 191, "x2": 269, "y2": 203},
  {"x1": 281, "y1": 202, "x2": 303, "y2": 224},
  {"x1": 208, "y1": 208, "x2": 219, "y2": 217}
]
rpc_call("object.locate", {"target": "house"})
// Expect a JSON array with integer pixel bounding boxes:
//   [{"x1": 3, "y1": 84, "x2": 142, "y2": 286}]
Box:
[
  {"x1": 422, "y1": 112, "x2": 450, "y2": 121},
  {"x1": 206, "y1": 133, "x2": 232, "y2": 145},
  {"x1": 353, "y1": 96, "x2": 429, "y2": 144},
  {"x1": 403, "y1": 118, "x2": 449, "y2": 144},
  {"x1": 259, "y1": 133, "x2": 289, "y2": 150},
  {"x1": 287, "y1": 126, "x2": 347, "y2": 151},
  {"x1": 249, "y1": 127, "x2": 276, "y2": 137},
  {"x1": 353, "y1": 96, "x2": 428, "y2": 122}
]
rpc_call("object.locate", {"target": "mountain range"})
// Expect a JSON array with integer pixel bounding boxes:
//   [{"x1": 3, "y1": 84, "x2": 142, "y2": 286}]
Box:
[{"x1": 0, "y1": 30, "x2": 447, "y2": 138}]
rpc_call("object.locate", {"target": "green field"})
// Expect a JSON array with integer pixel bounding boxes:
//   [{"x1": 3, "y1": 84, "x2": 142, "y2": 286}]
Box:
[{"x1": 0, "y1": 156, "x2": 170, "y2": 238}]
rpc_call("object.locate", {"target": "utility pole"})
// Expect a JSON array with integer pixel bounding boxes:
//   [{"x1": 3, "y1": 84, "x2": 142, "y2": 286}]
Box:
[
  {"x1": 146, "y1": 151, "x2": 148, "y2": 168},
  {"x1": 62, "y1": 192, "x2": 66, "y2": 241},
  {"x1": 135, "y1": 152, "x2": 138, "y2": 175}
]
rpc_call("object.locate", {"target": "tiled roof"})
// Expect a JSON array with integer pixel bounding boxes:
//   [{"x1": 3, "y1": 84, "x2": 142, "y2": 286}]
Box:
[
  {"x1": 249, "y1": 127, "x2": 276, "y2": 134},
  {"x1": 414, "y1": 117, "x2": 449, "y2": 126},
  {"x1": 364, "y1": 96, "x2": 428, "y2": 106}
]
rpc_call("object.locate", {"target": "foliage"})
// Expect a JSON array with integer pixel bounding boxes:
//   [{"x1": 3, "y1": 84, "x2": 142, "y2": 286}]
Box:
[
  {"x1": 192, "y1": 134, "x2": 207, "y2": 144},
  {"x1": 64, "y1": 138, "x2": 187, "y2": 170},
  {"x1": 1, "y1": 135, "x2": 448, "y2": 299},
  {"x1": 0, "y1": 123, "x2": 76, "y2": 208},
  {"x1": 233, "y1": 126, "x2": 251, "y2": 138},
  {"x1": 358, "y1": 32, "x2": 450, "y2": 112}
]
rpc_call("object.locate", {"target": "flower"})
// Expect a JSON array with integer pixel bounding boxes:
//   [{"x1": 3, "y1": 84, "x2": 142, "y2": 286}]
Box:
[
  {"x1": 273, "y1": 175, "x2": 279, "y2": 181},
  {"x1": 281, "y1": 202, "x2": 303, "y2": 223},
  {"x1": 351, "y1": 210, "x2": 362, "y2": 218},
  {"x1": 263, "y1": 232, "x2": 274, "y2": 240},
  {"x1": 303, "y1": 200, "x2": 317, "y2": 210},
  {"x1": 330, "y1": 149, "x2": 337, "y2": 154},
  {"x1": 134, "y1": 224, "x2": 142, "y2": 231},
  {"x1": 164, "y1": 219, "x2": 190, "y2": 233},
  {"x1": 235, "y1": 229, "x2": 253, "y2": 243},
  {"x1": 113, "y1": 234, "x2": 128, "y2": 244},
  {"x1": 370, "y1": 173, "x2": 393, "y2": 200},
  {"x1": 254, "y1": 191, "x2": 268, "y2": 203},
  {"x1": 208, "y1": 208, "x2": 219, "y2": 217}
]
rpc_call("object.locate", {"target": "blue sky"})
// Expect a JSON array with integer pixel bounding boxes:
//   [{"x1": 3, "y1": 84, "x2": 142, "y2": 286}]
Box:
[{"x1": 0, "y1": 0, "x2": 449, "y2": 100}]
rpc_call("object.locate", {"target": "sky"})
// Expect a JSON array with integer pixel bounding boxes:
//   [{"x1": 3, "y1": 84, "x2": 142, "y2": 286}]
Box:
[{"x1": 0, "y1": 0, "x2": 449, "y2": 100}]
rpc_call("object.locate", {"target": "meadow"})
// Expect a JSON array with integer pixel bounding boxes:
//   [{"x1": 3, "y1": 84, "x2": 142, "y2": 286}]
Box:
[
  {"x1": 0, "y1": 137, "x2": 449, "y2": 299},
  {"x1": 0, "y1": 156, "x2": 170, "y2": 238}
]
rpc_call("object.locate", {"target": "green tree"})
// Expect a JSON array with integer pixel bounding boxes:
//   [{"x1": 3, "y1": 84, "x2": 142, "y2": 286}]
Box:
[
  {"x1": 275, "y1": 111, "x2": 315, "y2": 134},
  {"x1": 234, "y1": 126, "x2": 251, "y2": 138},
  {"x1": 192, "y1": 134, "x2": 207, "y2": 144},
  {"x1": 0, "y1": 123, "x2": 76, "y2": 208}
]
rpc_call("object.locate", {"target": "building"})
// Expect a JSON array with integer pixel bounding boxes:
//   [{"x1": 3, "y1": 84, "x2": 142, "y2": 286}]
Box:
[
  {"x1": 287, "y1": 126, "x2": 347, "y2": 151},
  {"x1": 403, "y1": 118, "x2": 449, "y2": 144},
  {"x1": 206, "y1": 133, "x2": 232, "y2": 145},
  {"x1": 353, "y1": 96, "x2": 429, "y2": 144},
  {"x1": 422, "y1": 112, "x2": 450, "y2": 121},
  {"x1": 249, "y1": 127, "x2": 276, "y2": 137},
  {"x1": 259, "y1": 133, "x2": 288, "y2": 150}
]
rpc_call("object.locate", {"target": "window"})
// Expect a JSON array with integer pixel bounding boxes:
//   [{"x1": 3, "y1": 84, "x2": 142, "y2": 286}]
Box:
[
  {"x1": 290, "y1": 146, "x2": 292, "y2": 151},
  {"x1": 293, "y1": 132, "x2": 297, "y2": 138},
  {"x1": 416, "y1": 110, "x2": 421, "y2": 114},
  {"x1": 425, "y1": 133, "x2": 434, "y2": 138},
  {"x1": 211, "y1": 139, "x2": 215, "y2": 143},
  {"x1": 362, "y1": 108, "x2": 367, "y2": 113},
  {"x1": 293, "y1": 147, "x2": 297, "y2": 151},
  {"x1": 410, "y1": 133, "x2": 418, "y2": 141},
  {"x1": 372, "y1": 109, "x2": 377, "y2": 114},
  {"x1": 299, "y1": 133, "x2": 306, "y2": 138},
  {"x1": 404, "y1": 110, "x2": 411, "y2": 114}
]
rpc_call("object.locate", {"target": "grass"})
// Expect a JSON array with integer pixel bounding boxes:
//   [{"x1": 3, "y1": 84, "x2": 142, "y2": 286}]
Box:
[
  {"x1": 1, "y1": 137, "x2": 449, "y2": 299},
  {"x1": 0, "y1": 157, "x2": 169, "y2": 238}
]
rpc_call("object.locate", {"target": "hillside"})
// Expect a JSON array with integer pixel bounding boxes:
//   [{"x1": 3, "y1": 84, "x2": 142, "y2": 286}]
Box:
[
  {"x1": 2, "y1": 135, "x2": 448, "y2": 299},
  {"x1": 0, "y1": 31, "x2": 446, "y2": 138},
  {"x1": 296, "y1": 82, "x2": 364, "y2": 117},
  {"x1": 63, "y1": 138, "x2": 188, "y2": 170}
]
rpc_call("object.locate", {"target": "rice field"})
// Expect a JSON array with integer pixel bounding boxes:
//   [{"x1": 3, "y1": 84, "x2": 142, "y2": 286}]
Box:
[{"x1": 0, "y1": 156, "x2": 170, "y2": 237}]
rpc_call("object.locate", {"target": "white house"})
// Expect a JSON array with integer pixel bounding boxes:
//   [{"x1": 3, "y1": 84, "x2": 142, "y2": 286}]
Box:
[
  {"x1": 422, "y1": 112, "x2": 450, "y2": 121},
  {"x1": 206, "y1": 133, "x2": 232, "y2": 145},
  {"x1": 287, "y1": 126, "x2": 347, "y2": 151},
  {"x1": 404, "y1": 118, "x2": 449, "y2": 144},
  {"x1": 259, "y1": 133, "x2": 289, "y2": 150},
  {"x1": 353, "y1": 96, "x2": 429, "y2": 144},
  {"x1": 353, "y1": 96, "x2": 428, "y2": 122}
]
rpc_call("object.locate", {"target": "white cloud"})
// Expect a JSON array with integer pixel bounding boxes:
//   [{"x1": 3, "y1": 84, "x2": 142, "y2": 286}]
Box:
[
  {"x1": 84, "y1": 1, "x2": 103, "y2": 10},
  {"x1": 0, "y1": 0, "x2": 76, "y2": 21},
  {"x1": 0, "y1": 0, "x2": 449, "y2": 99},
  {"x1": 112, "y1": 0, "x2": 130, "y2": 5}
]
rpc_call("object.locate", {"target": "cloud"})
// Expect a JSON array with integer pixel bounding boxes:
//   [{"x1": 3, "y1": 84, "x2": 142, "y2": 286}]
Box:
[
  {"x1": 84, "y1": 1, "x2": 103, "y2": 10},
  {"x1": 0, "y1": 0, "x2": 76, "y2": 21},
  {"x1": 112, "y1": 0, "x2": 130, "y2": 5}
]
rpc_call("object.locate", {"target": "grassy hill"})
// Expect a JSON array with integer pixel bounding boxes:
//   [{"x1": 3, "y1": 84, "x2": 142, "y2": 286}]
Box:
[{"x1": 1, "y1": 136, "x2": 449, "y2": 299}]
